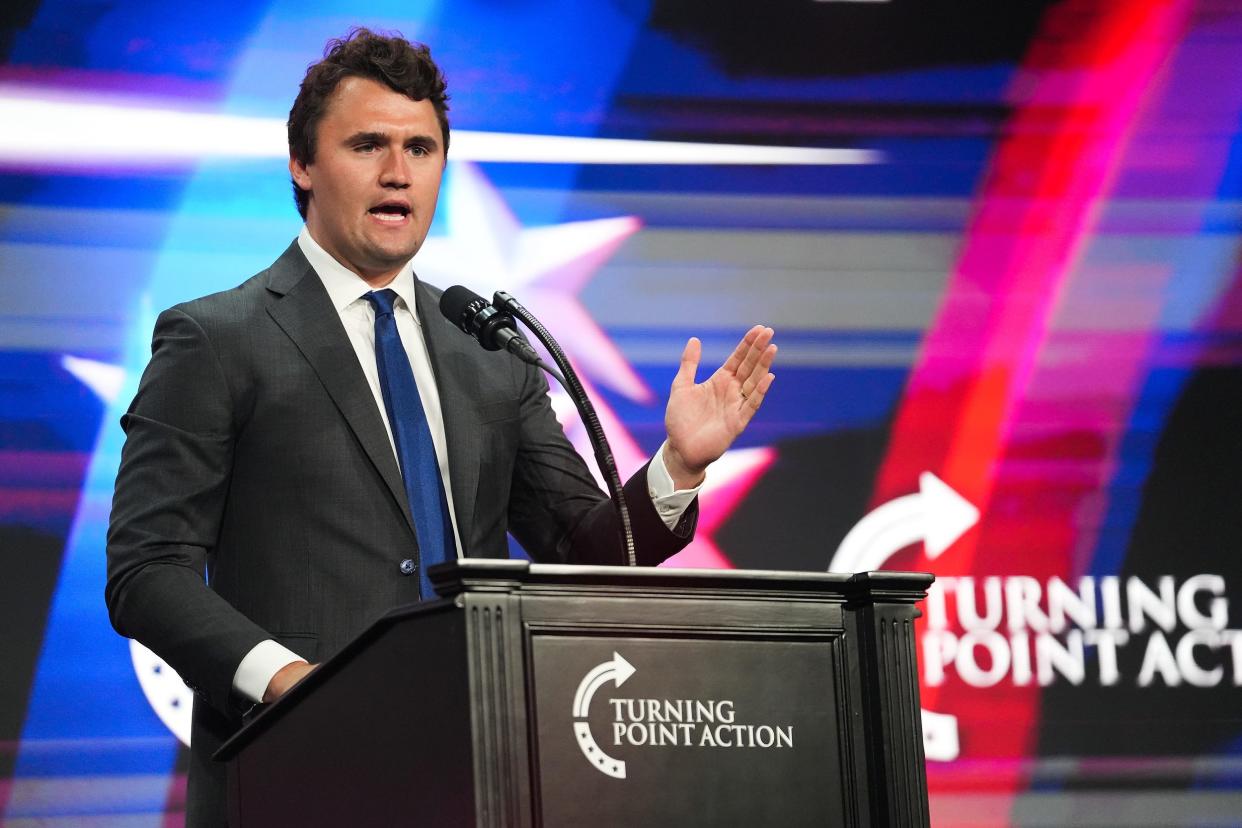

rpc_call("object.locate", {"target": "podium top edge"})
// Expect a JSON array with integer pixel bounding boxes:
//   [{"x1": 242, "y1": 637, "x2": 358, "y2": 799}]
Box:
[{"x1": 429, "y1": 558, "x2": 934, "y2": 594}]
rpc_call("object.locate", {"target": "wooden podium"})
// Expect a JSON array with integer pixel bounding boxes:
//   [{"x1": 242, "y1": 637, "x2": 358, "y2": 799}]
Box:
[{"x1": 216, "y1": 560, "x2": 932, "y2": 827}]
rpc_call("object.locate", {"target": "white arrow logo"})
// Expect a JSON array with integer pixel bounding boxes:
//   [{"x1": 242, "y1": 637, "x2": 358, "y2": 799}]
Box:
[
  {"x1": 831, "y1": 471, "x2": 978, "y2": 573},
  {"x1": 828, "y1": 471, "x2": 979, "y2": 762},
  {"x1": 572, "y1": 652, "x2": 636, "y2": 778}
]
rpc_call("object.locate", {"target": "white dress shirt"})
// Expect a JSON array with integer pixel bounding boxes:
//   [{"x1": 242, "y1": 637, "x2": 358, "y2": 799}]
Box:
[{"x1": 232, "y1": 227, "x2": 701, "y2": 703}]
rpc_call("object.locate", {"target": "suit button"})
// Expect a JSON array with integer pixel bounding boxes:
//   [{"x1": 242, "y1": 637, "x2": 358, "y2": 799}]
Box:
[{"x1": 399, "y1": 559, "x2": 416, "y2": 576}]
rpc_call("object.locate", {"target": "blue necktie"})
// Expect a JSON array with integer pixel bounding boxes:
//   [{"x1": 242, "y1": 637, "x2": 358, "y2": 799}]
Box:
[{"x1": 365, "y1": 289, "x2": 454, "y2": 600}]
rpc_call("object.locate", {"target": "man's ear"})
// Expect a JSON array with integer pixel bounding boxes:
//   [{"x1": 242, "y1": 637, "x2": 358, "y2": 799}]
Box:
[{"x1": 289, "y1": 155, "x2": 312, "y2": 191}]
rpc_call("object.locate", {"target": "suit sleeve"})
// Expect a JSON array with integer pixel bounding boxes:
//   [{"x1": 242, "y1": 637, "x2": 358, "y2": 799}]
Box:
[
  {"x1": 505, "y1": 359, "x2": 697, "y2": 567},
  {"x1": 105, "y1": 307, "x2": 273, "y2": 715}
]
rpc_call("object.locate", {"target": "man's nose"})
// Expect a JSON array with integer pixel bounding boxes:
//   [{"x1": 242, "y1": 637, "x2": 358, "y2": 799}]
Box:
[{"x1": 380, "y1": 151, "x2": 411, "y2": 188}]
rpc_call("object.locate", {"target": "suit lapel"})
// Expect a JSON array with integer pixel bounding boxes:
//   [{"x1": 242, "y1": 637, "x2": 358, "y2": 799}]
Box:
[
  {"x1": 263, "y1": 242, "x2": 416, "y2": 536},
  {"x1": 415, "y1": 279, "x2": 481, "y2": 551}
]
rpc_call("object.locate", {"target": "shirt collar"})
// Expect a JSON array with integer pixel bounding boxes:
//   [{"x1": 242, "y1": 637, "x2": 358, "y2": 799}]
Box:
[{"x1": 297, "y1": 226, "x2": 421, "y2": 325}]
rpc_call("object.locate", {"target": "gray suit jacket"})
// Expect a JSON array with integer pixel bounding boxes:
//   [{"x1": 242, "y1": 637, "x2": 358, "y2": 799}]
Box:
[{"x1": 105, "y1": 241, "x2": 695, "y2": 826}]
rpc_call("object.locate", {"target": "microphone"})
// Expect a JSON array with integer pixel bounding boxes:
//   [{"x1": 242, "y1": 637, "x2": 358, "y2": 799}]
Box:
[
  {"x1": 439, "y1": 286, "x2": 541, "y2": 366},
  {"x1": 439, "y1": 285, "x2": 636, "y2": 565},
  {"x1": 490, "y1": 290, "x2": 637, "y2": 567}
]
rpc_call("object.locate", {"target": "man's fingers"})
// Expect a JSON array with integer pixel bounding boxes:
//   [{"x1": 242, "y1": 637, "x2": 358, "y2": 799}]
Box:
[
  {"x1": 743, "y1": 372, "x2": 776, "y2": 411},
  {"x1": 263, "y1": 660, "x2": 317, "y2": 703},
  {"x1": 721, "y1": 325, "x2": 765, "y2": 374},
  {"x1": 673, "y1": 336, "x2": 702, "y2": 390},
  {"x1": 683, "y1": 326, "x2": 775, "y2": 403},
  {"x1": 734, "y1": 327, "x2": 775, "y2": 381},
  {"x1": 758, "y1": 340, "x2": 777, "y2": 372},
  {"x1": 738, "y1": 341, "x2": 777, "y2": 398}
]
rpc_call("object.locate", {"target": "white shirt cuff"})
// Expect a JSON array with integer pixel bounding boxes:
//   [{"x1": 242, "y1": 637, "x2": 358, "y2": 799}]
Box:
[
  {"x1": 647, "y1": 440, "x2": 703, "y2": 530},
  {"x1": 233, "y1": 639, "x2": 307, "y2": 704}
]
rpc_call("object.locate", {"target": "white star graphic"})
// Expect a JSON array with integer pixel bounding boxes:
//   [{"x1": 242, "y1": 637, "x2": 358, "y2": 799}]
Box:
[{"x1": 416, "y1": 161, "x2": 652, "y2": 402}]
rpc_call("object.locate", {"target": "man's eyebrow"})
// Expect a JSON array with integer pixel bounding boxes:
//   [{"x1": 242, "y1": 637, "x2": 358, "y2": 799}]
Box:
[
  {"x1": 343, "y1": 130, "x2": 388, "y2": 145},
  {"x1": 404, "y1": 134, "x2": 441, "y2": 152}
]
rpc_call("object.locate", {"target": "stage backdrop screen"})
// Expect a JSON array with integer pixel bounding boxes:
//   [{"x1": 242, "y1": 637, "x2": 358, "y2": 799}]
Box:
[{"x1": 2, "y1": 1, "x2": 1240, "y2": 825}]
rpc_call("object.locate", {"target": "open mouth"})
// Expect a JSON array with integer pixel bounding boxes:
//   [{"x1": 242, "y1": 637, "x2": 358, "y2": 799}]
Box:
[{"x1": 368, "y1": 202, "x2": 411, "y2": 223}]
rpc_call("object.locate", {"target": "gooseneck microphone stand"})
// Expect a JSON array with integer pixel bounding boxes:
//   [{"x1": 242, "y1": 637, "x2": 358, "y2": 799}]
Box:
[{"x1": 493, "y1": 291, "x2": 637, "y2": 568}]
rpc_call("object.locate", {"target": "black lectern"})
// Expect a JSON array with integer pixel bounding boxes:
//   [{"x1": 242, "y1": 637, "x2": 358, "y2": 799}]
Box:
[{"x1": 216, "y1": 560, "x2": 932, "y2": 827}]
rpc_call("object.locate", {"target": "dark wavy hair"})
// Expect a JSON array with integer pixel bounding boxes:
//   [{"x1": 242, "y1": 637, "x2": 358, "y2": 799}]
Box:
[{"x1": 287, "y1": 28, "x2": 451, "y2": 219}]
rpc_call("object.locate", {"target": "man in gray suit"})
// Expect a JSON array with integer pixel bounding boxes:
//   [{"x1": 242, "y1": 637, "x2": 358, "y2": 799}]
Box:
[{"x1": 106, "y1": 28, "x2": 776, "y2": 827}]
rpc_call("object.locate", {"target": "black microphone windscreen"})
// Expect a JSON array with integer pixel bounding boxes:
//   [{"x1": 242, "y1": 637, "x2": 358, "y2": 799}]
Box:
[{"x1": 439, "y1": 285, "x2": 484, "y2": 332}]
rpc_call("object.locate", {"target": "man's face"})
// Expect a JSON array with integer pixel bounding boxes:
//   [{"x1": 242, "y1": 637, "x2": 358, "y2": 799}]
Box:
[{"x1": 290, "y1": 76, "x2": 445, "y2": 286}]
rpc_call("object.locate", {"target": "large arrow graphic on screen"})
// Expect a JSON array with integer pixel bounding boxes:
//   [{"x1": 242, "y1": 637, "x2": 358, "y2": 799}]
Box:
[{"x1": 831, "y1": 471, "x2": 979, "y2": 574}]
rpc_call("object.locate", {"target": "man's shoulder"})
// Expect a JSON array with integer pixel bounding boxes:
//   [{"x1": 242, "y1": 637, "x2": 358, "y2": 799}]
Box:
[{"x1": 170, "y1": 271, "x2": 269, "y2": 325}]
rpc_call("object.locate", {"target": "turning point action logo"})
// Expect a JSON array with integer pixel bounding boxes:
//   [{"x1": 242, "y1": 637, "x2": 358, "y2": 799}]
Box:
[
  {"x1": 830, "y1": 472, "x2": 1242, "y2": 762},
  {"x1": 571, "y1": 652, "x2": 794, "y2": 779}
]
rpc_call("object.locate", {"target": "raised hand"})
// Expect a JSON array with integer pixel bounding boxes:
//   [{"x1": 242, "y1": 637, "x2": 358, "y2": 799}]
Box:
[{"x1": 662, "y1": 325, "x2": 777, "y2": 489}]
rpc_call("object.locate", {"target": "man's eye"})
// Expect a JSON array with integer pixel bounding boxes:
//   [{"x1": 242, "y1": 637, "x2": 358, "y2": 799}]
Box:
[
  {"x1": 408, "y1": 145, "x2": 428, "y2": 157},
  {"x1": 355, "y1": 143, "x2": 377, "y2": 153}
]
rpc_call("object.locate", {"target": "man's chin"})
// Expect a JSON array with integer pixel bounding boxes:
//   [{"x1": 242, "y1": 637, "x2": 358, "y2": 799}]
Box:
[
  {"x1": 363, "y1": 243, "x2": 420, "y2": 270},
  {"x1": 347, "y1": 252, "x2": 417, "y2": 285}
]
